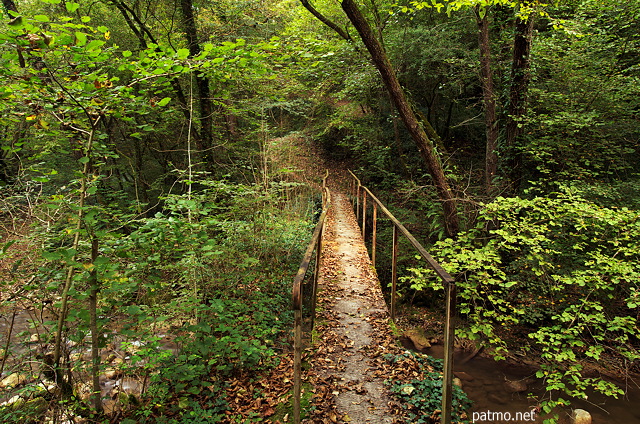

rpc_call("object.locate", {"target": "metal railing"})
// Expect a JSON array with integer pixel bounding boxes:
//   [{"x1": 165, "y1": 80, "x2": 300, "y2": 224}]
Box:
[
  {"x1": 348, "y1": 170, "x2": 457, "y2": 424},
  {"x1": 291, "y1": 171, "x2": 331, "y2": 424}
]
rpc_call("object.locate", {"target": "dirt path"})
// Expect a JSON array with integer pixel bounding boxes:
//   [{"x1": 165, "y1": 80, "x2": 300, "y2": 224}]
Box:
[{"x1": 305, "y1": 186, "x2": 405, "y2": 423}]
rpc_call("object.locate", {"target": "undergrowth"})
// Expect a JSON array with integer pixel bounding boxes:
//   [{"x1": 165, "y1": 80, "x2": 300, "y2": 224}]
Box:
[
  {"x1": 385, "y1": 352, "x2": 472, "y2": 424},
  {"x1": 0, "y1": 179, "x2": 317, "y2": 423}
]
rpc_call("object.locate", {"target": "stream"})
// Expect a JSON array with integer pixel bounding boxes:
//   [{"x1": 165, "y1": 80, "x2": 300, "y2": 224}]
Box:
[
  {"x1": 427, "y1": 345, "x2": 640, "y2": 424},
  {"x1": 1, "y1": 309, "x2": 178, "y2": 413}
]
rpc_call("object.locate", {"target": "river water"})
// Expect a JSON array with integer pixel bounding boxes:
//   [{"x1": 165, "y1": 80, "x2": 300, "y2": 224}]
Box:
[
  {"x1": 426, "y1": 345, "x2": 640, "y2": 424},
  {"x1": 1, "y1": 309, "x2": 177, "y2": 411}
]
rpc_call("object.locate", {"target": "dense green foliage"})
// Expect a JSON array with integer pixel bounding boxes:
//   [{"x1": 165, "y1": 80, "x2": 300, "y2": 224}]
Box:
[
  {"x1": 0, "y1": 0, "x2": 317, "y2": 421},
  {"x1": 1, "y1": 0, "x2": 639, "y2": 422},
  {"x1": 404, "y1": 185, "x2": 639, "y2": 412}
]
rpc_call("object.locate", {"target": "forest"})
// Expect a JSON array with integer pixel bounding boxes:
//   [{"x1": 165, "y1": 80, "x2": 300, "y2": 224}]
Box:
[{"x1": 0, "y1": 0, "x2": 638, "y2": 423}]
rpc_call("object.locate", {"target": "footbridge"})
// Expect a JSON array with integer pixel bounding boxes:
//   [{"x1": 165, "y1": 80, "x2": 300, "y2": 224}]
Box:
[{"x1": 291, "y1": 171, "x2": 457, "y2": 424}]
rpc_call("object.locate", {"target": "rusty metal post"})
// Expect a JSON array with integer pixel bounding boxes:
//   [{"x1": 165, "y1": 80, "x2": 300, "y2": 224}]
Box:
[
  {"x1": 293, "y1": 308, "x2": 302, "y2": 424},
  {"x1": 356, "y1": 184, "x2": 361, "y2": 222},
  {"x1": 442, "y1": 280, "x2": 456, "y2": 424},
  {"x1": 372, "y1": 202, "x2": 377, "y2": 268},
  {"x1": 362, "y1": 192, "x2": 367, "y2": 240},
  {"x1": 349, "y1": 178, "x2": 353, "y2": 204},
  {"x1": 310, "y1": 222, "x2": 323, "y2": 330},
  {"x1": 390, "y1": 225, "x2": 398, "y2": 321}
]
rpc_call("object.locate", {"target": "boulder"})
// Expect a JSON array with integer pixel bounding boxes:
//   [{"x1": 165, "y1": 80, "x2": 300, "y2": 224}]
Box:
[
  {"x1": 572, "y1": 409, "x2": 591, "y2": 424},
  {"x1": 503, "y1": 377, "x2": 527, "y2": 393},
  {"x1": 403, "y1": 328, "x2": 431, "y2": 352},
  {"x1": 454, "y1": 371, "x2": 475, "y2": 382},
  {"x1": 103, "y1": 368, "x2": 121, "y2": 380},
  {"x1": 0, "y1": 373, "x2": 28, "y2": 389}
]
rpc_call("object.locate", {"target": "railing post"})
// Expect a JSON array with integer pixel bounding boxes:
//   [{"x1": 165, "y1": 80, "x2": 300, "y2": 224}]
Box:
[
  {"x1": 310, "y1": 222, "x2": 323, "y2": 330},
  {"x1": 349, "y1": 178, "x2": 356, "y2": 206},
  {"x1": 442, "y1": 279, "x2": 456, "y2": 424},
  {"x1": 293, "y1": 308, "x2": 302, "y2": 424},
  {"x1": 372, "y1": 202, "x2": 377, "y2": 268},
  {"x1": 390, "y1": 224, "x2": 398, "y2": 322},
  {"x1": 361, "y1": 191, "x2": 367, "y2": 240},
  {"x1": 356, "y1": 184, "x2": 361, "y2": 222},
  {"x1": 291, "y1": 180, "x2": 331, "y2": 424}
]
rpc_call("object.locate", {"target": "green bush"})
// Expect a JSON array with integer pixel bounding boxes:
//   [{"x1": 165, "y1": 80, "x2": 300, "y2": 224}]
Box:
[{"x1": 403, "y1": 186, "x2": 640, "y2": 419}]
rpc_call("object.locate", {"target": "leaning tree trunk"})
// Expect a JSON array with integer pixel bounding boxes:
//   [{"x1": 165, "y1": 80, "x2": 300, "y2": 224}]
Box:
[
  {"x1": 477, "y1": 9, "x2": 499, "y2": 193},
  {"x1": 505, "y1": 14, "x2": 534, "y2": 190},
  {"x1": 341, "y1": 0, "x2": 460, "y2": 237}
]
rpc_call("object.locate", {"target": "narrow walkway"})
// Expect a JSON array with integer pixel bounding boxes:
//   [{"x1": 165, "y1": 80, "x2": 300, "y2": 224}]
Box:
[{"x1": 307, "y1": 189, "x2": 402, "y2": 423}]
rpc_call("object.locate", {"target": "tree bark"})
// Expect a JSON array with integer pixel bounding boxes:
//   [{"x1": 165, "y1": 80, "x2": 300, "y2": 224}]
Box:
[
  {"x1": 180, "y1": 0, "x2": 214, "y2": 171},
  {"x1": 477, "y1": 9, "x2": 499, "y2": 193},
  {"x1": 2, "y1": 0, "x2": 17, "y2": 14},
  {"x1": 505, "y1": 13, "x2": 534, "y2": 189},
  {"x1": 341, "y1": 0, "x2": 459, "y2": 237}
]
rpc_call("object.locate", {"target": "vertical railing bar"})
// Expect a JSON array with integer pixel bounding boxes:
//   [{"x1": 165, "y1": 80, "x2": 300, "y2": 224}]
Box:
[
  {"x1": 390, "y1": 224, "x2": 398, "y2": 322},
  {"x1": 372, "y1": 202, "x2": 377, "y2": 268},
  {"x1": 442, "y1": 280, "x2": 456, "y2": 424},
  {"x1": 362, "y1": 191, "x2": 367, "y2": 240},
  {"x1": 356, "y1": 184, "x2": 361, "y2": 222},
  {"x1": 293, "y1": 309, "x2": 302, "y2": 423},
  {"x1": 310, "y1": 222, "x2": 322, "y2": 330}
]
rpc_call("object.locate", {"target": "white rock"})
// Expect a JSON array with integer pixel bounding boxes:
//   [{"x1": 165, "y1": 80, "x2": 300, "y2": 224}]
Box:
[
  {"x1": 0, "y1": 373, "x2": 26, "y2": 389},
  {"x1": 572, "y1": 409, "x2": 591, "y2": 424},
  {"x1": 1, "y1": 395, "x2": 22, "y2": 406}
]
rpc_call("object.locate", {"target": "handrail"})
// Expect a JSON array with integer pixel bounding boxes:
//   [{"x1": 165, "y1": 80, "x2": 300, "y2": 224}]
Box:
[
  {"x1": 347, "y1": 170, "x2": 456, "y2": 424},
  {"x1": 291, "y1": 171, "x2": 331, "y2": 424}
]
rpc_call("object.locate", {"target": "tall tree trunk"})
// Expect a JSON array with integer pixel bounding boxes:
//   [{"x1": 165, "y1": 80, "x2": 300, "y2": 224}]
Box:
[
  {"x1": 477, "y1": 9, "x2": 499, "y2": 193},
  {"x1": 341, "y1": 0, "x2": 459, "y2": 237},
  {"x1": 180, "y1": 0, "x2": 214, "y2": 171},
  {"x1": 505, "y1": 14, "x2": 534, "y2": 190},
  {"x1": 2, "y1": 0, "x2": 17, "y2": 14}
]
